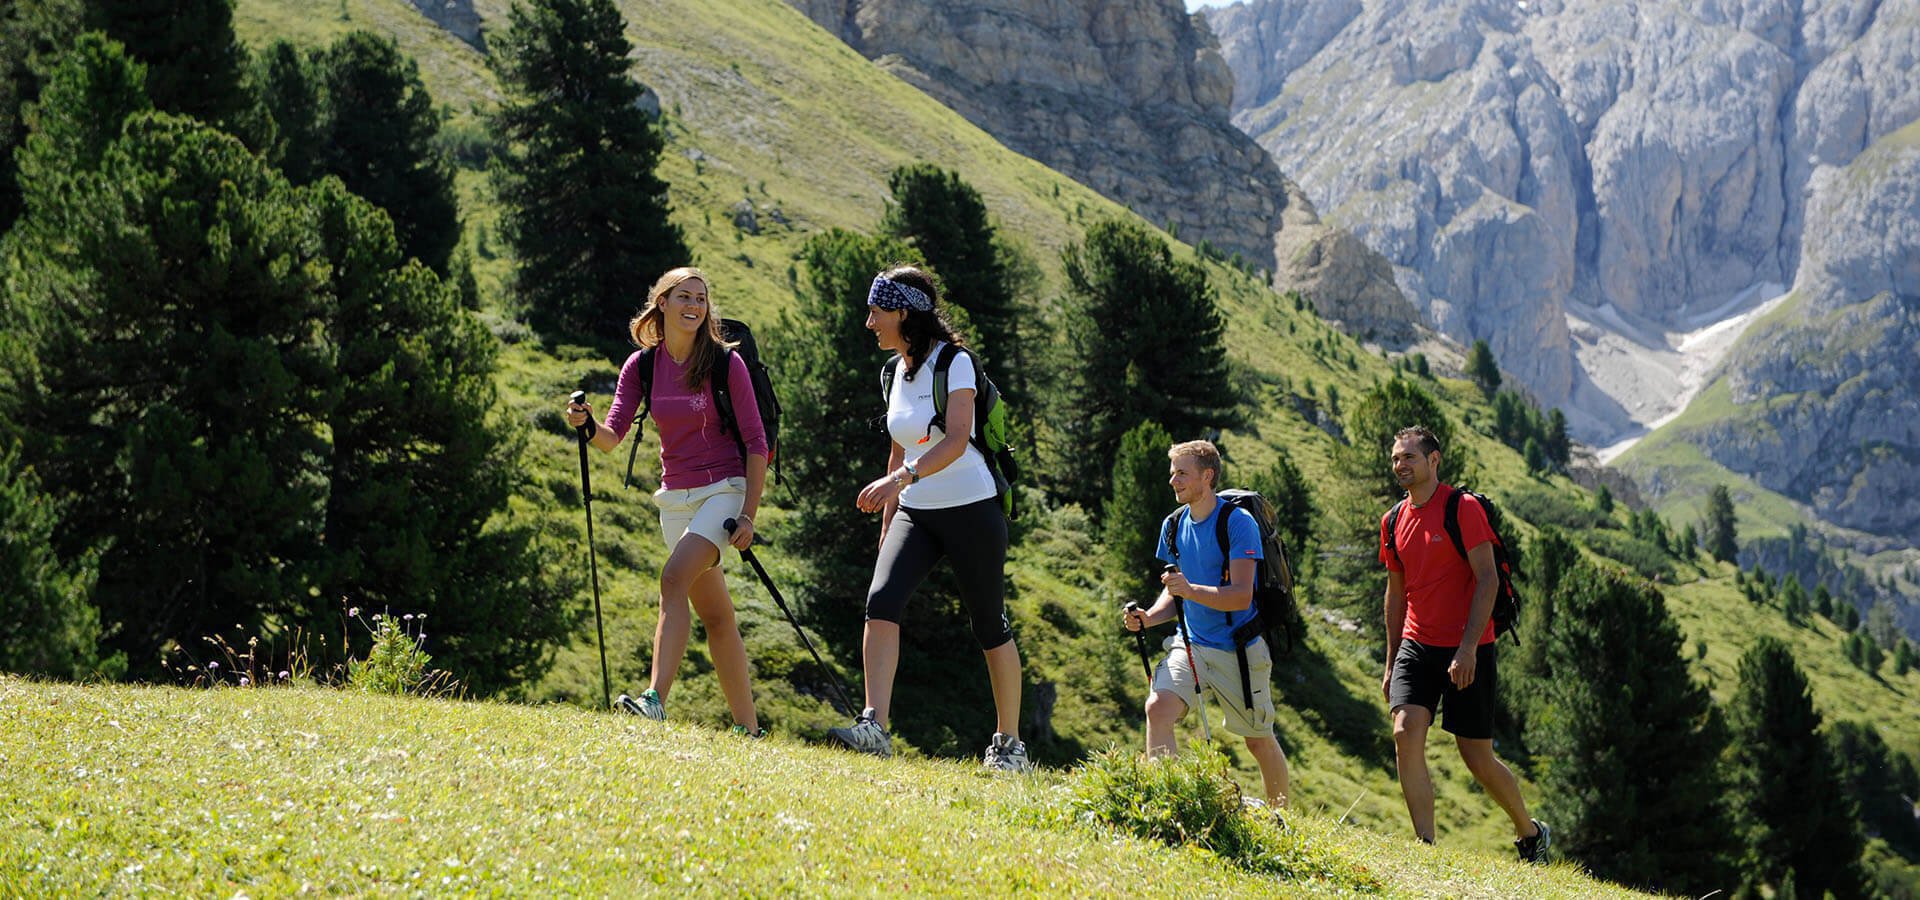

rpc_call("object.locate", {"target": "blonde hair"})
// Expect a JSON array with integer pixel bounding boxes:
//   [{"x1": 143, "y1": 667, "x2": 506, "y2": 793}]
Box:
[
  {"x1": 1168, "y1": 440, "x2": 1223, "y2": 488},
  {"x1": 628, "y1": 267, "x2": 735, "y2": 389}
]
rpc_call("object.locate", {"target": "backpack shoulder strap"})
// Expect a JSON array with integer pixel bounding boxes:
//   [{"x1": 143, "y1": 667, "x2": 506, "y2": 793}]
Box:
[
  {"x1": 1443, "y1": 487, "x2": 1471, "y2": 562},
  {"x1": 623, "y1": 347, "x2": 658, "y2": 490},
  {"x1": 880, "y1": 354, "x2": 901, "y2": 405},
  {"x1": 928, "y1": 343, "x2": 962, "y2": 428},
  {"x1": 1214, "y1": 498, "x2": 1235, "y2": 583},
  {"x1": 711, "y1": 348, "x2": 749, "y2": 455},
  {"x1": 1384, "y1": 497, "x2": 1408, "y2": 568},
  {"x1": 1161, "y1": 508, "x2": 1186, "y2": 565}
]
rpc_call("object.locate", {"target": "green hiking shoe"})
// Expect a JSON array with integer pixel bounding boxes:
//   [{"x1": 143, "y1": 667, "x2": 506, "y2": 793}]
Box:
[{"x1": 615, "y1": 688, "x2": 665, "y2": 721}]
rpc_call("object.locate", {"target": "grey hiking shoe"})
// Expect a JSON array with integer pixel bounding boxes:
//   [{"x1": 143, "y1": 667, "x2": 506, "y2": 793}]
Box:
[
  {"x1": 827, "y1": 707, "x2": 891, "y2": 757},
  {"x1": 982, "y1": 733, "x2": 1032, "y2": 773},
  {"x1": 1515, "y1": 819, "x2": 1550, "y2": 864},
  {"x1": 615, "y1": 688, "x2": 665, "y2": 721}
]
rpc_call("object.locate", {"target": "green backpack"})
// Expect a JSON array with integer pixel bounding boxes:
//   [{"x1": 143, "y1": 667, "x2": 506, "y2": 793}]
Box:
[{"x1": 881, "y1": 344, "x2": 1020, "y2": 516}]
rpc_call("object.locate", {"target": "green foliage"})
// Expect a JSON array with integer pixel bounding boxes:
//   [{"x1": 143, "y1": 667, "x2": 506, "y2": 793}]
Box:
[
  {"x1": 880, "y1": 162, "x2": 1026, "y2": 402},
  {"x1": 1702, "y1": 484, "x2": 1738, "y2": 563},
  {"x1": 1064, "y1": 746, "x2": 1378, "y2": 886},
  {"x1": 1464, "y1": 339, "x2": 1500, "y2": 396},
  {"x1": 345, "y1": 611, "x2": 461, "y2": 697},
  {"x1": 1594, "y1": 483, "x2": 1614, "y2": 514},
  {"x1": 488, "y1": 0, "x2": 687, "y2": 338},
  {"x1": 1341, "y1": 376, "x2": 1461, "y2": 501},
  {"x1": 14, "y1": 30, "x2": 147, "y2": 180},
  {"x1": 252, "y1": 39, "x2": 319, "y2": 182},
  {"x1": 1726, "y1": 636, "x2": 1868, "y2": 898},
  {"x1": 1504, "y1": 484, "x2": 1608, "y2": 532},
  {"x1": 1827, "y1": 720, "x2": 1920, "y2": 858},
  {"x1": 1243, "y1": 448, "x2": 1314, "y2": 563},
  {"x1": 1527, "y1": 563, "x2": 1735, "y2": 894},
  {"x1": 0, "y1": 0, "x2": 80, "y2": 231},
  {"x1": 770, "y1": 228, "x2": 907, "y2": 635},
  {"x1": 85, "y1": 0, "x2": 267, "y2": 147},
  {"x1": 1543, "y1": 408, "x2": 1569, "y2": 469},
  {"x1": 1102, "y1": 420, "x2": 1174, "y2": 592},
  {"x1": 1051, "y1": 217, "x2": 1235, "y2": 513},
  {"x1": 1581, "y1": 530, "x2": 1674, "y2": 582},
  {"x1": 306, "y1": 31, "x2": 459, "y2": 273},
  {"x1": 0, "y1": 444, "x2": 111, "y2": 678}
]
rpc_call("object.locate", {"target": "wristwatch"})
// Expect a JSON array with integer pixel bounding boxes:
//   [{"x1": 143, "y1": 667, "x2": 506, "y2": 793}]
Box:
[{"x1": 903, "y1": 462, "x2": 920, "y2": 484}]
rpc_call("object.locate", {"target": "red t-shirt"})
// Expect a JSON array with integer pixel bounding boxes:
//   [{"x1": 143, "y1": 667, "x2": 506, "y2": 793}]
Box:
[{"x1": 1379, "y1": 484, "x2": 1496, "y2": 647}]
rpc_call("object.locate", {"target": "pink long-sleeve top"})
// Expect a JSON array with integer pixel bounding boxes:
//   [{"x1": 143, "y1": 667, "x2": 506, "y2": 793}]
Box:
[{"x1": 602, "y1": 348, "x2": 768, "y2": 490}]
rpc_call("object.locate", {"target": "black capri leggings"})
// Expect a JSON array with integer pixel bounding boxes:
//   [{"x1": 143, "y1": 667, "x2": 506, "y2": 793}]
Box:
[{"x1": 865, "y1": 497, "x2": 1013, "y2": 650}]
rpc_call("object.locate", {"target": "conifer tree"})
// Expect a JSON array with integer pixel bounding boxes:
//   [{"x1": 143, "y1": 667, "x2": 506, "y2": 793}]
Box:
[
  {"x1": 3, "y1": 108, "x2": 330, "y2": 672},
  {"x1": 1527, "y1": 563, "x2": 1736, "y2": 894},
  {"x1": 313, "y1": 32, "x2": 458, "y2": 273},
  {"x1": 1726, "y1": 636, "x2": 1868, "y2": 898},
  {"x1": 1053, "y1": 217, "x2": 1234, "y2": 513},
  {"x1": 84, "y1": 0, "x2": 266, "y2": 146},
  {"x1": 881, "y1": 163, "x2": 1025, "y2": 401},
  {"x1": 489, "y1": 0, "x2": 687, "y2": 338},
  {"x1": 0, "y1": 443, "x2": 109, "y2": 677},
  {"x1": 1342, "y1": 376, "x2": 1462, "y2": 500},
  {"x1": 0, "y1": 0, "x2": 79, "y2": 232},
  {"x1": 1827, "y1": 720, "x2": 1920, "y2": 857},
  {"x1": 1544, "y1": 407, "x2": 1570, "y2": 469},
  {"x1": 1103, "y1": 420, "x2": 1173, "y2": 591},
  {"x1": 1245, "y1": 448, "x2": 1314, "y2": 562},
  {"x1": 1465, "y1": 338, "x2": 1501, "y2": 396},
  {"x1": 251, "y1": 39, "x2": 320, "y2": 184},
  {"x1": 1703, "y1": 483, "x2": 1739, "y2": 563}
]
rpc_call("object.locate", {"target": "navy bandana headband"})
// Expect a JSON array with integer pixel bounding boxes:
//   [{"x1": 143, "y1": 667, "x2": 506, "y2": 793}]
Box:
[{"x1": 866, "y1": 276, "x2": 933, "y2": 312}]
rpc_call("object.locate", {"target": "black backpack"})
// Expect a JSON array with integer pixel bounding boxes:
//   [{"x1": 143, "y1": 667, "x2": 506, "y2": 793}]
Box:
[
  {"x1": 879, "y1": 344, "x2": 1020, "y2": 517},
  {"x1": 1160, "y1": 488, "x2": 1300, "y2": 711},
  {"x1": 622, "y1": 318, "x2": 783, "y2": 488},
  {"x1": 1383, "y1": 486, "x2": 1521, "y2": 641}
]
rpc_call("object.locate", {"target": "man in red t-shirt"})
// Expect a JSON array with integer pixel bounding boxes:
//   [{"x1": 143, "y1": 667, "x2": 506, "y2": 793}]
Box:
[{"x1": 1380, "y1": 426, "x2": 1549, "y2": 863}]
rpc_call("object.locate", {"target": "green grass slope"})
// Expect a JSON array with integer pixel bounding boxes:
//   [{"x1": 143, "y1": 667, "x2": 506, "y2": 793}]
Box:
[
  {"x1": 215, "y1": 0, "x2": 1920, "y2": 887},
  {"x1": 0, "y1": 678, "x2": 1644, "y2": 897}
]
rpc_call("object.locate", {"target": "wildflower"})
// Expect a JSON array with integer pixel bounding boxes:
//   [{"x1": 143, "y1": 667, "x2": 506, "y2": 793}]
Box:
[
  {"x1": 416, "y1": 614, "x2": 428, "y2": 621},
  {"x1": 348, "y1": 607, "x2": 361, "y2": 617},
  {"x1": 239, "y1": 677, "x2": 250, "y2": 687},
  {"x1": 208, "y1": 661, "x2": 220, "y2": 670},
  {"x1": 404, "y1": 614, "x2": 415, "y2": 621},
  {"x1": 279, "y1": 671, "x2": 291, "y2": 680}
]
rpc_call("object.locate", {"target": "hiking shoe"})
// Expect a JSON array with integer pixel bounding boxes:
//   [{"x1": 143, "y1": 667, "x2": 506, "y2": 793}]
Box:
[
  {"x1": 982, "y1": 733, "x2": 1032, "y2": 773},
  {"x1": 827, "y1": 707, "x2": 891, "y2": 757},
  {"x1": 1515, "y1": 819, "x2": 1551, "y2": 864},
  {"x1": 731, "y1": 724, "x2": 767, "y2": 739},
  {"x1": 615, "y1": 689, "x2": 665, "y2": 721}
]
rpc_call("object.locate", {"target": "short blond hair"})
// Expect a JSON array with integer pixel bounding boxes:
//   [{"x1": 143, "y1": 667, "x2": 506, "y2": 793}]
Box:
[{"x1": 1168, "y1": 440, "x2": 1222, "y2": 488}]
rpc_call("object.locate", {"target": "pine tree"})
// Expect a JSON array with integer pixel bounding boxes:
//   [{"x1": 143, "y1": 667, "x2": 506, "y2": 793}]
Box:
[
  {"x1": 84, "y1": 0, "x2": 266, "y2": 146},
  {"x1": 1465, "y1": 338, "x2": 1501, "y2": 396},
  {"x1": 1827, "y1": 720, "x2": 1920, "y2": 857},
  {"x1": 1522, "y1": 436, "x2": 1547, "y2": 474},
  {"x1": 1342, "y1": 376, "x2": 1462, "y2": 500},
  {"x1": 1052, "y1": 217, "x2": 1235, "y2": 513},
  {"x1": 252, "y1": 39, "x2": 322, "y2": 182},
  {"x1": 1702, "y1": 483, "x2": 1738, "y2": 563},
  {"x1": 306, "y1": 177, "x2": 565, "y2": 692},
  {"x1": 3, "y1": 108, "x2": 331, "y2": 673},
  {"x1": 0, "y1": 443, "x2": 110, "y2": 677},
  {"x1": 1245, "y1": 448, "x2": 1313, "y2": 562},
  {"x1": 1544, "y1": 407, "x2": 1570, "y2": 469},
  {"x1": 1595, "y1": 483, "x2": 1615, "y2": 514},
  {"x1": 1102, "y1": 420, "x2": 1174, "y2": 591},
  {"x1": 880, "y1": 162, "x2": 1024, "y2": 401},
  {"x1": 0, "y1": 0, "x2": 80, "y2": 232},
  {"x1": 1528, "y1": 563, "x2": 1736, "y2": 894},
  {"x1": 1726, "y1": 636, "x2": 1868, "y2": 897},
  {"x1": 489, "y1": 0, "x2": 687, "y2": 338},
  {"x1": 312, "y1": 31, "x2": 458, "y2": 273}
]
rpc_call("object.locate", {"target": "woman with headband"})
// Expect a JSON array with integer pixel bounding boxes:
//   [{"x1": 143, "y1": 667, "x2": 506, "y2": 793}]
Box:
[
  {"x1": 826, "y1": 265, "x2": 1031, "y2": 772},
  {"x1": 565, "y1": 267, "x2": 768, "y2": 738}
]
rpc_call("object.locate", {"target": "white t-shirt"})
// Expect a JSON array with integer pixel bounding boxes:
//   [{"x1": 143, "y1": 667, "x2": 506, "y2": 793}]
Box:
[{"x1": 884, "y1": 341, "x2": 998, "y2": 510}]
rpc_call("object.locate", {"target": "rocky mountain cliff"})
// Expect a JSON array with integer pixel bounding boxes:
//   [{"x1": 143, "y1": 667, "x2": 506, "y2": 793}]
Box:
[
  {"x1": 784, "y1": 0, "x2": 1420, "y2": 339},
  {"x1": 1209, "y1": 0, "x2": 1920, "y2": 546}
]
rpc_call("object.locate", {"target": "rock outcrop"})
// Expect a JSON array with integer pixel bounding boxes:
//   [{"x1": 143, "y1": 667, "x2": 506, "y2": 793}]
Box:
[
  {"x1": 406, "y1": 0, "x2": 484, "y2": 52},
  {"x1": 1210, "y1": 0, "x2": 1920, "y2": 545},
  {"x1": 783, "y1": 0, "x2": 1418, "y2": 337}
]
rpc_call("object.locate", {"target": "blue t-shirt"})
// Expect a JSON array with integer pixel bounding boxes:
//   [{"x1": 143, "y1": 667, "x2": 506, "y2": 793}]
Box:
[{"x1": 1155, "y1": 501, "x2": 1264, "y2": 651}]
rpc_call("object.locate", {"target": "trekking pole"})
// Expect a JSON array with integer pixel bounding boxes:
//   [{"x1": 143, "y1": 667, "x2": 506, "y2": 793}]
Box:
[
  {"x1": 1123, "y1": 601, "x2": 1153, "y2": 683},
  {"x1": 571, "y1": 391, "x2": 613, "y2": 711},
  {"x1": 1165, "y1": 564, "x2": 1213, "y2": 743},
  {"x1": 725, "y1": 518, "x2": 858, "y2": 716}
]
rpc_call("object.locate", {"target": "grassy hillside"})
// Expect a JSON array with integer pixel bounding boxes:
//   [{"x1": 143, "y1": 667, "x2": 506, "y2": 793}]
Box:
[
  {"x1": 0, "y1": 678, "x2": 1646, "y2": 897},
  {"x1": 220, "y1": 0, "x2": 1920, "y2": 888}
]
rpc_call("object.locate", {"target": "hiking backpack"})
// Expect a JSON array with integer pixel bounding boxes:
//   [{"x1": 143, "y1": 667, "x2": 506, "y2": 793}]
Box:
[
  {"x1": 1383, "y1": 487, "x2": 1521, "y2": 641},
  {"x1": 622, "y1": 318, "x2": 783, "y2": 488},
  {"x1": 880, "y1": 344, "x2": 1020, "y2": 516},
  {"x1": 1160, "y1": 488, "x2": 1301, "y2": 711}
]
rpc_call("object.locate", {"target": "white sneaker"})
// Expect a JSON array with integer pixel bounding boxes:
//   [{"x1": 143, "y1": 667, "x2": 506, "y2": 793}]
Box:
[
  {"x1": 615, "y1": 689, "x2": 665, "y2": 721},
  {"x1": 827, "y1": 707, "x2": 892, "y2": 757},
  {"x1": 982, "y1": 733, "x2": 1032, "y2": 773}
]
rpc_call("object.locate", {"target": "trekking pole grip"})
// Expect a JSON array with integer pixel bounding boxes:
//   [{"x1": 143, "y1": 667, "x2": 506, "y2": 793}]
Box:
[
  {"x1": 569, "y1": 390, "x2": 593, "y2": 439},
  {"x1": 724, "y1": 517, "x2": 751, "y2": 552}
]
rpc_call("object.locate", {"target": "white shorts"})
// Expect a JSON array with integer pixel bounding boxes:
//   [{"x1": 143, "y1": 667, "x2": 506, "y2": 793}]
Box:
[
  {"x1": 654, "y1": 476, "x2": 745, "y2": 556},
  {"x1": 1151, "y1": 634, "x2": 1276, "y2": 739}
]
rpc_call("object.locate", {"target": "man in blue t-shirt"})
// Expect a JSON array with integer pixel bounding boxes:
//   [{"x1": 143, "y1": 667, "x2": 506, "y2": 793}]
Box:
[{"x1": 1123, "y1": 440, "x2": 1290, "y2": 811}]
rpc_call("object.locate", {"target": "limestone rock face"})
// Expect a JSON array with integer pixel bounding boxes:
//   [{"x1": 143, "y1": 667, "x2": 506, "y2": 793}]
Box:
[
  {"x1": 406, "y1": 0, "x2": 484, "y2": 51},
  {"x1": 782, "y1": 0, "x2": 1417, "y2": 340}
]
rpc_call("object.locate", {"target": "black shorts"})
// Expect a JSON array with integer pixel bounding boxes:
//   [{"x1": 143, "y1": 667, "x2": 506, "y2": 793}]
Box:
[{"x1": 1388, "y1": 639, "x2": 1498, "y2": 740}]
